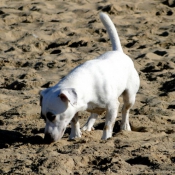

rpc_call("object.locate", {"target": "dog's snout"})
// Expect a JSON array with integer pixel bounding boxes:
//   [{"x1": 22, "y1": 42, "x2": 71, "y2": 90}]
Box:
[
  {"x1": 46, "y1": 112, "x2": 56, "y2": 122},
  {"x1": 44, "y1": 133, "x2": 54, "y2": 144}
]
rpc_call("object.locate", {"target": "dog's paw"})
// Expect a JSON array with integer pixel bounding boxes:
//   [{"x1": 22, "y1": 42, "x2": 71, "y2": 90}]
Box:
[
  {"x1": 81, "y1": 125, "x2": 94, "y2": 131},
  {"x1": 101, "y1": 129, "x2": 112, "y2": 140},
  {"x1": 120, "y1": 123, "x2": 131, "y2": 131},
  {"x1": 69, "y1": 129, "x2": 82, "y2": 139}
]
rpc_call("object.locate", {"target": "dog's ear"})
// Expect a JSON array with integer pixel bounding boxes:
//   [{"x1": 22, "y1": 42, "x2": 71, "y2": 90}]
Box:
[
  {"x1": 59, "y1": 88, "x2": 77, "y2": 106},
  {"x1": 39, "y1": 88, "x2": 51, "y2": 106}
]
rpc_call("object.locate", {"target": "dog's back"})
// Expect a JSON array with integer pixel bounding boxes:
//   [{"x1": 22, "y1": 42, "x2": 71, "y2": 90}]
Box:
[{"x1": 58, "y1": 12, "x2": 138, "y2": 101}]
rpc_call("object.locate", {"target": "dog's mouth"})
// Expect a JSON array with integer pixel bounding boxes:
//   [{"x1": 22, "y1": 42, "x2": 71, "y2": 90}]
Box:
[
  {"x1": 44, "y1": 133, "x2": 54, "y2": 144},
  {"x1": 44, "y1": 128, "x2": 66, "y2": 144}
]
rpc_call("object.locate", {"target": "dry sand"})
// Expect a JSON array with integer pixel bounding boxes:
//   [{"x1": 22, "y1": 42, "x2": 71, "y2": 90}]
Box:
[{"x1": 0, "y1": 0, "x2": 175, "y2": 174}]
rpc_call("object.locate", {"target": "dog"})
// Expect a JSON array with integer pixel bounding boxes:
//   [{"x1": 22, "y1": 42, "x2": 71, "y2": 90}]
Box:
[{"x1": 40, "y1": 12, "x2": 140, "y2": 143}]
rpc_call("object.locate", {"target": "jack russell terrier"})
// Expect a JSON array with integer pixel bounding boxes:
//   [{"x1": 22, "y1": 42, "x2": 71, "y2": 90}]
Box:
[{"x1": 40, "y1": 12, "x2": 140, "y2": 143}]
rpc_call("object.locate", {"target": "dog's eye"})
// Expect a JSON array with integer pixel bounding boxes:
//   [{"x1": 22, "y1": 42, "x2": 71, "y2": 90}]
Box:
[{"x1": 46, "y1": 112, "x2": 56, "y2": 122}]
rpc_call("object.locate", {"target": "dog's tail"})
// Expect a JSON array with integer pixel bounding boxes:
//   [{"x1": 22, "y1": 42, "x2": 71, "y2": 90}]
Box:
[{"x1": 99, "y1": 12, "x2": 123, "y2": 52}]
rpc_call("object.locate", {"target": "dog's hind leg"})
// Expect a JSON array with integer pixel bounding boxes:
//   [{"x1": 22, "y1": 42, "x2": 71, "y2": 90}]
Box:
[
  {"x1": 102, "y1": 100, "x2": 120, "y2": 140},
  {"x1": 120, "y1": 90, "x2": 136, "y2": 131},
  {"x1": 69, "y1": 113, "x2": 82, "y2": 139},
  {"x1": 81, "y1": 113, "x2": 98, "y2": 131}
]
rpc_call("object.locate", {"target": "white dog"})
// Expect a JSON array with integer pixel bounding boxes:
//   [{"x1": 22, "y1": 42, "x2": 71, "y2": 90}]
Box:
[{"x1": 40, "y1": 13, "x2": 140, "y2": 143}]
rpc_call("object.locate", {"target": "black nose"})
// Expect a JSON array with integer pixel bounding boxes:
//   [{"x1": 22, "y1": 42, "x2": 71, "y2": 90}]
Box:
[
  {"x1": 44, "y1": 133, "x2": 54, "y2": 144},
  {"x1": 46, "y1": 112, "x2": 56, "y2": 122}
]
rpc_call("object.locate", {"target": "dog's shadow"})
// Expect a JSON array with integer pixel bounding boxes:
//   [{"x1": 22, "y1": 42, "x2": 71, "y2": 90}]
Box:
[
  {"x1": 94, "y1": 119, "x2": 148, "y2": 134},
  {"x1": 0, "y1": 120, "x2": 148, "y2": 148},
  {"x1": 0, "y1": 129, "x2": 46, "y2": 148},
  {"x1": 0, "y1": 127, "x2": 73, "y2": 148},
  {"x1": 95, "y1": 120, "x2": 121, "y2": 134}
]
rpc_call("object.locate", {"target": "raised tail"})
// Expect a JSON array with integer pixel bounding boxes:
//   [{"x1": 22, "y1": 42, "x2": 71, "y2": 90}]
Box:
[{"x1": 99, "y1": 12, "x2": 123, "y2": 52}]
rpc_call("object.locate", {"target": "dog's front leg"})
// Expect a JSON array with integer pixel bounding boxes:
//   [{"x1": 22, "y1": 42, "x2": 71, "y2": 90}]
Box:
[
  {"x1": 81, "y1": 113, "x2": 98, "y2": 131},
  {"x1": 69, "y1": 113, "x2": 82, "y2": 139},
  {"x1": 102, "y1": 101, "x2": 120, "y2": 140}
]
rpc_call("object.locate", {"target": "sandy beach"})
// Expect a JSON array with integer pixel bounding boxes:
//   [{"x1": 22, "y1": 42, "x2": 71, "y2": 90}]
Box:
[{"x1": 0, "y1": 0, "x2": 175, "y2": 174}]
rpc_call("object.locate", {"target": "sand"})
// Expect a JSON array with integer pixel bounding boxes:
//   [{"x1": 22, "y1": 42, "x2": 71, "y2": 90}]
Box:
[{"x1": 0, "y1": 0, "x2": 175, "y2": 174}]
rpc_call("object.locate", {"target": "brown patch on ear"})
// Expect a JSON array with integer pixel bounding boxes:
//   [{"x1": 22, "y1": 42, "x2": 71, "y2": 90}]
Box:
[{"x1": 59, "y1": 93, "x2": 69, "y2": 102}]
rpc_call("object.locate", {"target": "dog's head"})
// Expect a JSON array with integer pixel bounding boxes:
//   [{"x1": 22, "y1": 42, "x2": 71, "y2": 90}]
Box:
[{"x1": 40, "y1": 88, "x2": 77, "y2": 143}]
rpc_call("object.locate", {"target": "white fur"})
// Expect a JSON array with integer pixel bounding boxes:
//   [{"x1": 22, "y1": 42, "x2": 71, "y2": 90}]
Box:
[
  {"x1": 99, "y1": 13, "x2": 123, "y2": 52},
  {"x1": 40, "y1": 12, "x2": 140, "y2": 143}
]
